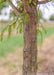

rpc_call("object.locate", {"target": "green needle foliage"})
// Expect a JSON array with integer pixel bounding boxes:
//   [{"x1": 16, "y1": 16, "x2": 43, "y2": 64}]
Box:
[
  {"x1": 0, "y1": 0, "x2": 8, "y2": 14},
  {"x1": 0, "y1": 0, "x2": 47, "y2": 42}
]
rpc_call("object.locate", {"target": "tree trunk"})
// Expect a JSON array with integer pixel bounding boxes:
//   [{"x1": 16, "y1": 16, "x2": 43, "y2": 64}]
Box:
[{"x1": 23, "y1": 0, "x2": 37, "y2": 75}]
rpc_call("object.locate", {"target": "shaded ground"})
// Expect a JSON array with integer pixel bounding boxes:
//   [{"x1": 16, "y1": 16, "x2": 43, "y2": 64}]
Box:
[
  {"x1": 38, "y1": 34, "x2": 54, "y2": 72},
  {"x1": 0, "y1": 34, "x2": 54, "y2": 75}
]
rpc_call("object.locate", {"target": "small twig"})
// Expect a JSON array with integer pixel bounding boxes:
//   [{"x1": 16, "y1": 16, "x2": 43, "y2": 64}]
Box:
[
  {"x1": 8, "y1": 18, "x2": 18, "y2": 26},
  {"x1": 6, "y1": 0, "x2": 20, "y2": 15},
  {"x1": 37, "y1": 0, "x2": 51, "y2": 5}
]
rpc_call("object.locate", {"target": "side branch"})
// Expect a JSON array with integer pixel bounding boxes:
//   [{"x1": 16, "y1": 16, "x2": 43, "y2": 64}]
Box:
[
  {"x1": 37, "y1": 0, "x2": 51, "y2": 4},
  {"x1": 6, "y1": 0, "x2": 20, "y2": 15}
]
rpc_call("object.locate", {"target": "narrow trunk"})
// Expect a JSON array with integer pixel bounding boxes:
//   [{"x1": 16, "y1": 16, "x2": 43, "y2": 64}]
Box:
[{"x1": 23, "y1": 0, "x2": 37, "y2": 75}]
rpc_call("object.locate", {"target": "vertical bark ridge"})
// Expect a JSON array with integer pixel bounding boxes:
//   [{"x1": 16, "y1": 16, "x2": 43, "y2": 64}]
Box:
[{"x1": 23, "y1": 0, "x2": 38, "y2": 75}]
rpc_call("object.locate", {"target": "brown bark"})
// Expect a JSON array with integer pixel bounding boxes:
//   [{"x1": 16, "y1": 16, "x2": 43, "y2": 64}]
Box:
[{"x1": 23, "y1": 0, "x2": 37, "y2": 75}]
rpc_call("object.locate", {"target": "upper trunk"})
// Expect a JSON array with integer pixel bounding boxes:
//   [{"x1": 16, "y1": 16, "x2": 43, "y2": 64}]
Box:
[{"x1": 23, "y1": 0, "x2": 37, "y2": 75}]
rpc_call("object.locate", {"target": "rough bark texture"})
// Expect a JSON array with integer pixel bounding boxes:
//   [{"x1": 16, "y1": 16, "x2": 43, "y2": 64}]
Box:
[{"x1": 23, "y1": 0, "x2": 37, "y2": 75}]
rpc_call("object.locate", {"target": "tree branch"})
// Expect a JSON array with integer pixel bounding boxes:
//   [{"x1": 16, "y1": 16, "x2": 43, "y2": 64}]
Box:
[
  {"x1": 6, "y1": 0, "x2": 20, "y2": 15},
  {"x1": 8, "y1": 17, "x2": 18, "y2": 26},
  {"x1": 37, "y1": 0, "x2": 51, "y2": 4}
]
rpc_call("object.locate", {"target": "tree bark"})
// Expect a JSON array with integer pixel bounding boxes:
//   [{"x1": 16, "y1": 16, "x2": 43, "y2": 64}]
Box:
[{"x1": 23, "y1": 0, "x2": 37, "y2": 75}]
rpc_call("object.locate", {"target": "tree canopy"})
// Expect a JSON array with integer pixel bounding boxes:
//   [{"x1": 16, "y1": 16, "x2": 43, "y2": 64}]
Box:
[{"x1": 0, "y1": 0, "x2": 53, "y2": 40}]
